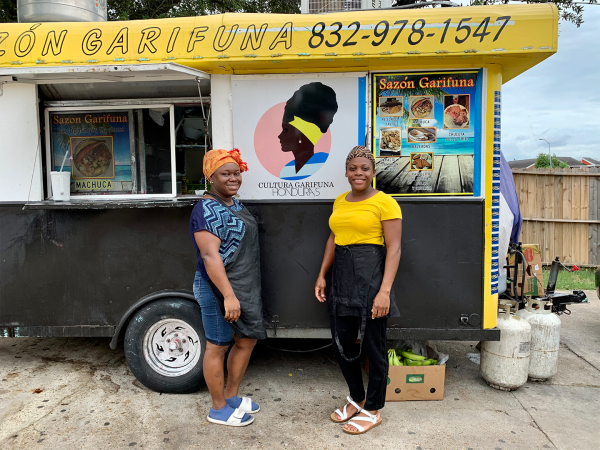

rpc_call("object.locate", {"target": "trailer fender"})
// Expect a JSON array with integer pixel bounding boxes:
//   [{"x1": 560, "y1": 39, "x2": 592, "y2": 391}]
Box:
[{"x1": 109, "y1": 289, "x2": 196, "y2": 349}]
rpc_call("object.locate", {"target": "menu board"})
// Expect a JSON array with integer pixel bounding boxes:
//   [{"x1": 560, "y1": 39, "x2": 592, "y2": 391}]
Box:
[{"x1": 372, "y1": 70, "x2": 482, "y2": 196}]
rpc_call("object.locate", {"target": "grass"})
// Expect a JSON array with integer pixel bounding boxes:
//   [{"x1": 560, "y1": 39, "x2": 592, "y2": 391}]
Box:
[{"x1": 542, "y1": 267, "x2": 597, "y2": 290}]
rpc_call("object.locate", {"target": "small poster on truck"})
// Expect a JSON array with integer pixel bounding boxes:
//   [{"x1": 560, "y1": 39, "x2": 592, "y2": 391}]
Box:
[{"x1": 51, "y1": 111, "x2": 132, "y2": 193}]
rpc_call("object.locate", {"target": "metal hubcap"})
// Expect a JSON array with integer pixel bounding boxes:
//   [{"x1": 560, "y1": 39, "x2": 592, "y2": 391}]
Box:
[{"x1": 143, "y1": 319, "x2": 201, "y2": 377}]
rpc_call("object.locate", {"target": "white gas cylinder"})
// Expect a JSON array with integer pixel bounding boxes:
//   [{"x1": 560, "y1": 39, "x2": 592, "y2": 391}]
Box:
[
  {"x1": 516, "y1": 305, "x2": 532, "y2": 321},
  {"x1": 517, "y1": 300, "x2": 561, "y2": 381},
  {"x1": 481, "y1": 303, "x2": 531, "y2": 391}
]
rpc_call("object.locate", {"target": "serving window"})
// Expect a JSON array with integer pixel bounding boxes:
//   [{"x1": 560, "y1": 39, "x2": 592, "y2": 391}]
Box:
[{"x1": 45, "y1": 103, "x2": 209, "y2": 200}]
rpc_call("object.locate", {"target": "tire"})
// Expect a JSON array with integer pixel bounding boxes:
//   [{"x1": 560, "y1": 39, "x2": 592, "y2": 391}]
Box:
[{"x1": 124, "y1": 298, "x2": 207, "y2": 394}]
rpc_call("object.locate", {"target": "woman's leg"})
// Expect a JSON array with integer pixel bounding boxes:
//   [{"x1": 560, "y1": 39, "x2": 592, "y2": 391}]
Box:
[
  {"x1": 204, "y1": 341, "x2": 253, "y2": 425},
  {"x1": 344, "y1": 316, "x2": 387, "y2": 433},
  {"x1": 363, "y1": 316, "x2": 388, "y2": 411},
  {"x1": 204, "y1": 342, "x2": 230, "y2": 410},
  {"x1": 194, "y1": 274, "x2": 237, "y2": 411},
  {"x1": 224, "y1": 336, "x2": 257, "y2": 399},
  {"x1": 330, "y1": 314, "x2": 367, "y2": 417}
]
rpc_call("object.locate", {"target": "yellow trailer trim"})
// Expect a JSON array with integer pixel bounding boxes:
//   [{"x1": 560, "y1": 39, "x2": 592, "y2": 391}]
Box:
[
  {"x1": 484, "y1": 64, "x2": 502, "y2": 329},
  {"x1": 0, "y1": 4, "x2": 557, "y2": 81}
]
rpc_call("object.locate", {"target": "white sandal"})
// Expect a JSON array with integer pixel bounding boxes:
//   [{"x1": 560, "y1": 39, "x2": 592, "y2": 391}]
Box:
[
  {"x1": 207, "y1": 408, "x2": 254, "y2": 427},
  {"x1": 343, "y1": 410, "x2": 382, "y2": 435},
  {"x1": 238, "y1": 396, "x2": 260, "y2": 414},
  {"x1": 330, "y1": 396, "x2": 363, "y2": 423}
]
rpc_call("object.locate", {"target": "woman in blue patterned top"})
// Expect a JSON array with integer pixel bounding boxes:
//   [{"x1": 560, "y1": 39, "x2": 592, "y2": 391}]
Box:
[{"x1": 190, "y1": 149, "x2": 266, "y2": 427}]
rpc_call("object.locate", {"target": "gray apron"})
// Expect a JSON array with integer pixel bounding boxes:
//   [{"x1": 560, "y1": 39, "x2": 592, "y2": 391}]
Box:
[{"x1": 205, "y1": 195, "x2": 267, "y2": 340}]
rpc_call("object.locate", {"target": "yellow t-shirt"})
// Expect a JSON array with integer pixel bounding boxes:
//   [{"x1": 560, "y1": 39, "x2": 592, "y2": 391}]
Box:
[{"x1": 329, "y1": 191, "x2": 402, "y2": 246}]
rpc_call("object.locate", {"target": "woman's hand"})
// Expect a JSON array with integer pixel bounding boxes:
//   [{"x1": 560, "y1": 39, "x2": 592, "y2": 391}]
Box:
[
  {"x1": 224, "y1": 294, "x2": 241, "y2": 322},
  {"x1": 315, "y1": 275, "x2": 327, "y2": 303},
  {"x1": 372, "y1": 291, "x2": 390, "y2": 319},
  {"x1": 315, "y1": 232, "x2": 335, "y2": 303}
]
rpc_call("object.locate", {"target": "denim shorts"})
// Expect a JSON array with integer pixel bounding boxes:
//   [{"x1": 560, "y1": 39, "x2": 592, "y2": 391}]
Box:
[{"x1": 193, "y1": 271, "x2": 235, "y2": 347}]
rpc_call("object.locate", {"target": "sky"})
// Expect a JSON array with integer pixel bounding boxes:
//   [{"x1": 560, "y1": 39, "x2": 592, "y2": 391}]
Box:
[{"x1": 500, "y1": 5, "x2": 600, "y2": 162}]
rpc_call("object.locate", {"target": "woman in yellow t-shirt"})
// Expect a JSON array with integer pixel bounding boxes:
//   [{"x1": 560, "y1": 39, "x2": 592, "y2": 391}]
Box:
[{"x1": 315, "y1": 146, "x2": 402, "y2": 435}]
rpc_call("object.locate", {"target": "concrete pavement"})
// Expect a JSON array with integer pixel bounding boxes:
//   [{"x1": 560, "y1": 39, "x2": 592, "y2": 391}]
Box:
[{"x1": 1, "y1": 290, "x2": 598, "y2": 450}]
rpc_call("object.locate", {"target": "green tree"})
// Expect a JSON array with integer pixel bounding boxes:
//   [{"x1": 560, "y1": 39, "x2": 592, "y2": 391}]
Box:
[
  {"x1": 1, "y1": 0, "x2": 589, "y2": 24},
  {"x1": 534, "y1": 153, "x2": 569, "y2": 168},
  {"x1": 0, "y1": 0, "x2": 16, "y2": 22},
  {"x1": 107, "y1": 0, "x2": 299, "y2": 20},
  {"x1": 467, "y1": 0, "x2": 586, "y2": 27},
  {"x1": 0, "y1": 0, "x2": 299, "y2": 22},
  {"x1": 393, "y1": 0, "x2": 587, "y2": 27}
]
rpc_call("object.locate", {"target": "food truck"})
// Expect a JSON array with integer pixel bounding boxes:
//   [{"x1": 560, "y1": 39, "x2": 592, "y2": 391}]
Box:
[{"x1": 0, "y1": 4, "x2": 558, "y2": 392}]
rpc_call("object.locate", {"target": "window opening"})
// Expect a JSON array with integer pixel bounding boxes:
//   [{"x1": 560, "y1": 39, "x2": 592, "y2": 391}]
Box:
[
  {"x1": 174, "y1": 105, "x2": 209, "y2": 196},
  {"x1": 48, "y1": 105, "x2": 173, "y2": 198},
  {"x1": 139, "y1": 108, "x2": 172, "y2": 194}
]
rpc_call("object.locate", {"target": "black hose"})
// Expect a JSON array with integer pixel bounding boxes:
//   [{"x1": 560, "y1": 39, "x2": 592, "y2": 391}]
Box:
[{"x1": 264, "y1": 343, "x2": 333, "y2": 353}]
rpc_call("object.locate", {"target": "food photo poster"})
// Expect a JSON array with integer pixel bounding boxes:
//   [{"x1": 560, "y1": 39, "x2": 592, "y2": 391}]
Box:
[
  {"x1": 372, "y1": 70, "x2": 482, "y2": 196},
  {"x1": 51, "y1": 111, "x2": 132, "y2": 193}
]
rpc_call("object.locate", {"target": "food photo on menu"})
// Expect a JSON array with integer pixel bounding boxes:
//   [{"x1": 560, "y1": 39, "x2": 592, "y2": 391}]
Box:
[
  {"x1": 378, "y1": 96, "x2": 404, "y2": 117},
  {"x1": 407, "y1": 127, "x2": 437, "y2": 144},
  {"x1": 410, "y1": 152, "x2": 434, "y2": 171},
  {"x1": 409, "y1": 96, "x2": 434, "y2": 120},
  {"x1": 443, "y1": 94, "x2": 470, "y2": 129},
  {"x1": 378, "y1": 127, "x2": 403, "y2": 156}
]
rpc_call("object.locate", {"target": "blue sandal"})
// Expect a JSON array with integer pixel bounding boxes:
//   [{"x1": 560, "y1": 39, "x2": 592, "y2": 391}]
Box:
[
  {"x1": 227, "y1": 396, "x2": 260, "y2": 414},
  {"x1": 207, "y1": 405, "x2": 254, "y2": 427}
]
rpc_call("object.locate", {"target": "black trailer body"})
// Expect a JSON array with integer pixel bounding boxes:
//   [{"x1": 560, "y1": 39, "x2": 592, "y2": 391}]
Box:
[{"x1": 1, "y1": 198, "x2": 496, "y2": 341}]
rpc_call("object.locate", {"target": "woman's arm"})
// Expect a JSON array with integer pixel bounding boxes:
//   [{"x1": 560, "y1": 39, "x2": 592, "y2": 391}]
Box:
[
  {"x1": 315, "y1": 231, "x2": 336, "y2": 302},
  {"x1": 372, "y1": 218, "x2": 402, "y2": 319},
  {"x1": 194, "y1": 230, "x2": 241, "y2": 322}
]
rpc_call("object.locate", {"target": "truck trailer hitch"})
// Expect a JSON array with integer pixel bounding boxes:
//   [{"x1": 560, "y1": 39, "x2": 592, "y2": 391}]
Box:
[{"x1": 544, "y1": 257, "x2": 588, "y2": 315}]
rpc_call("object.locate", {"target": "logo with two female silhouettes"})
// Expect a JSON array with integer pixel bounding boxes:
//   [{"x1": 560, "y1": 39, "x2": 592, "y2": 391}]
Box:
[{"x1": 254, "y1": 82, "x2": 338, "y2": 180}]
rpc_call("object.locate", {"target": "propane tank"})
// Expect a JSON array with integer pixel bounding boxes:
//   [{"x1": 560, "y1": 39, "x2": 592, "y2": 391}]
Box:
[
  {"x1": 517, "y1": 299, "x2": 561, "y2": 381},
  {"x1": 481, "y1": 302, "x2": 531, "y2": 391},
  {"x1": 516, "y1": 303, "x2": 532, "y2": 321}
]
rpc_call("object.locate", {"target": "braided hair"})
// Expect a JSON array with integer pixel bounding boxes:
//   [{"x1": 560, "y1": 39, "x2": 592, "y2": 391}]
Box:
[{"x1": 346, "y1": 145, "x2": 375, "y2": 169}]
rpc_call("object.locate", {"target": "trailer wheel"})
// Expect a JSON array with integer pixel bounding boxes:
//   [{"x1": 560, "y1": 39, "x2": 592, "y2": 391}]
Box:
[{"x1": 124, "y1": 298, "x2": 206, "y2": 394}]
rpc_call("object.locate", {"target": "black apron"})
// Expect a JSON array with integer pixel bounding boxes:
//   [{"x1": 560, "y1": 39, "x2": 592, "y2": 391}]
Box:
[
  {"x1": 204, "y1": 195, "x2": 267, "y2": 340},
  {"x1": 329, "y1": 244, "x2": 400, "y2": 361}
]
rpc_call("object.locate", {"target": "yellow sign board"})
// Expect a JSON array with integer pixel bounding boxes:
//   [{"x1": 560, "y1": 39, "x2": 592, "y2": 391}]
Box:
[{"x1": 0, "y1": 5, "x2": 557, "y2": 80}]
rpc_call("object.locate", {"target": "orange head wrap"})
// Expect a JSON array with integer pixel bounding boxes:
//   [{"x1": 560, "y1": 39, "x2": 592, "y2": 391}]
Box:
[{"x1": 203, "y1": 148, "x2": 248, "y2": 179}]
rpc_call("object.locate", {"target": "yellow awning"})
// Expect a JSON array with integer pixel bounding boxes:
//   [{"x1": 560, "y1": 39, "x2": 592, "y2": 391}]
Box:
[{"x1": 0, "y1": 4, "x2": 557, "y2": 82}]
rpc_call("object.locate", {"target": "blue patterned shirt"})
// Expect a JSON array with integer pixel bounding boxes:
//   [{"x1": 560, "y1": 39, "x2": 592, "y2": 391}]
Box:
[{"x1": 190, "y1": 198, "x2": 246, "y2": 279}]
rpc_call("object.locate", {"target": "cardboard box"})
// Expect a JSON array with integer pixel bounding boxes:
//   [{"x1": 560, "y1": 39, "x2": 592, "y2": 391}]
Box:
[
  {"x1": 509, "y1": 244, "x2": 544, "y2": 297},
  {"x1": 386, "y1": 364, "x2": 445, "y2": 401}
]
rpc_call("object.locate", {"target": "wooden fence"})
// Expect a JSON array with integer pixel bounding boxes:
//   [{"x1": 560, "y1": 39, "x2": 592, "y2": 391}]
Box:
[{"x1": 512, "y1": 167, "x2": 600, "y2": 266}]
